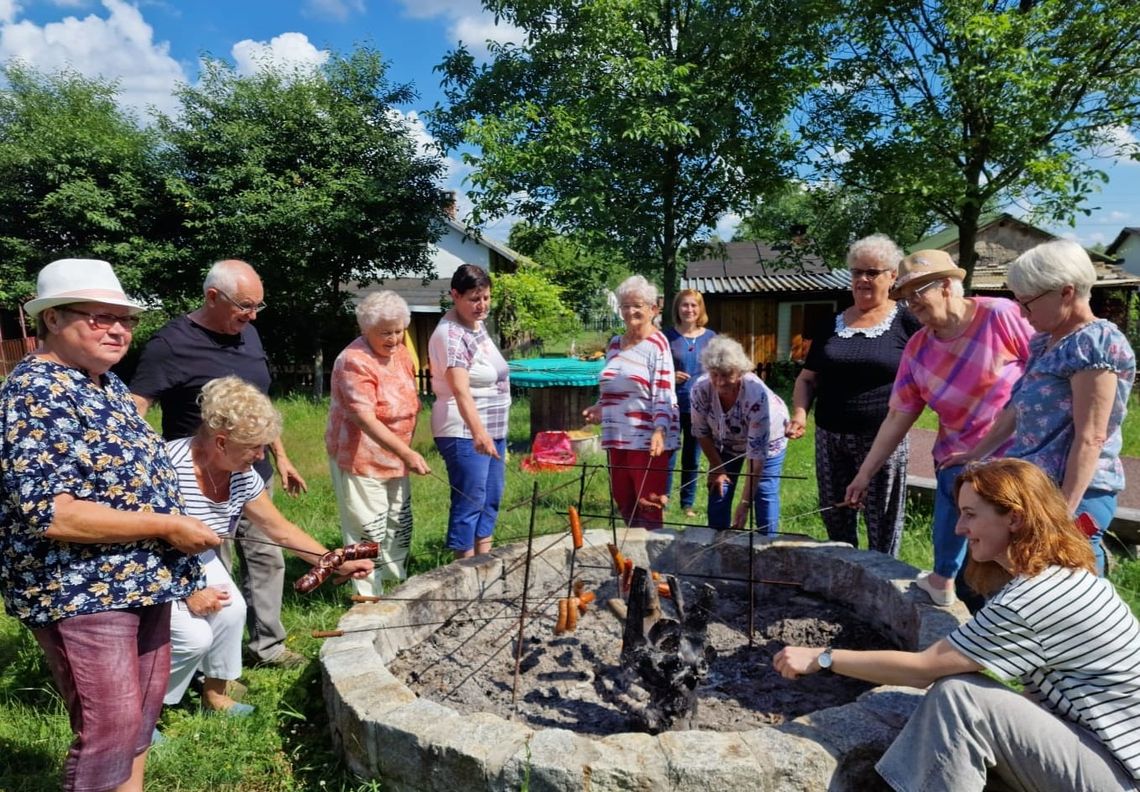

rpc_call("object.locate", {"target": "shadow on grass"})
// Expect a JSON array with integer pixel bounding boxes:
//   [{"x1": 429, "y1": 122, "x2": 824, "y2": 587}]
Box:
[{"x1": 0, "y1": 736, "x2": 63, "y2": 792}]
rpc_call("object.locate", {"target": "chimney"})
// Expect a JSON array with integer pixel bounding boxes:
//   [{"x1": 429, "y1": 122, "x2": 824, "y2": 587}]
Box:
[{"x1": 445, "y1": 190, "x2": 458, "y2": 220}]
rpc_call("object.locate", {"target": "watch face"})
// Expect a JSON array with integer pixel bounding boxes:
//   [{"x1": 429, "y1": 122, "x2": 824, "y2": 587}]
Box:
[{"x1": 818, "y1": 650, "x2": 832, "y2": 669}]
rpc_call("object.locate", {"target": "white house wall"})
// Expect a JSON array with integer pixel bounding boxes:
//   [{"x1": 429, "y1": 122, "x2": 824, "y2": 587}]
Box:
[{"x1": 432, "y1": 225, "x2": 495, "y2": 279}]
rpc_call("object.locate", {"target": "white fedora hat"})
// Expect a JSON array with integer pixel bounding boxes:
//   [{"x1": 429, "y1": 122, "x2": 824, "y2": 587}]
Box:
[{"x1": 24, "y1": 259, "x2": 145, "y2": 318}]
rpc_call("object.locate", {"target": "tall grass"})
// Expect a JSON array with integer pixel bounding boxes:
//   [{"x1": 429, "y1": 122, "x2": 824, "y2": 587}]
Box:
[{"x1": 1, "y1": 393, "x2": 1138, "y2": 790}]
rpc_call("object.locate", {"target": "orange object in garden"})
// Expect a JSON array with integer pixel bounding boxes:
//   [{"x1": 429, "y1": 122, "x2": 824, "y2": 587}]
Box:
[{"x1": 568, "y1": 506, "x2": 584, "y2": 548}]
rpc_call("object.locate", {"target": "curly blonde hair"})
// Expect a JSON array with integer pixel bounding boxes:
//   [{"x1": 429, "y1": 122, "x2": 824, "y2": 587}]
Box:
[{"x1": 197, "y1": 376, "x2": 282, "y2": 446}]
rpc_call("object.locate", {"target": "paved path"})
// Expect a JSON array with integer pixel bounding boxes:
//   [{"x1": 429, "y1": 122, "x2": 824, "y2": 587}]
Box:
[{"x1": 906, "y1": 429, "x2": 1140, "y2": 510}]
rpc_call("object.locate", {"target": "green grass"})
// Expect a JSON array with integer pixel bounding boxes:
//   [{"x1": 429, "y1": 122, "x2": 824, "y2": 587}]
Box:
[{"x1": 3, "y1": 393, "x2": 1140, "y2": 790}]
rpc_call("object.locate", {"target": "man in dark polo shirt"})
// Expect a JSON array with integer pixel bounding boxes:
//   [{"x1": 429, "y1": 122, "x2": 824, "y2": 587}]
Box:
[{"x1": 131, "y1": 259, "x2": 308, "y2": 668}]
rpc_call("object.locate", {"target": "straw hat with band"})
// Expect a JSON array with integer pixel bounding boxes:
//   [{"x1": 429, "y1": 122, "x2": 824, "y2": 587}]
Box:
[
  {"x1": 888, "y1": 249, "x2": 967, "y2": 301},
  {"x1": 24, "y1": 259, "x2": 144, "y2": 319}
]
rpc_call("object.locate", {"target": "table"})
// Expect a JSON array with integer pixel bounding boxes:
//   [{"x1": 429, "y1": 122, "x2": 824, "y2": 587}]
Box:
[{"x1": 509, "y1": 357, "x2": 604, "y2": 440}]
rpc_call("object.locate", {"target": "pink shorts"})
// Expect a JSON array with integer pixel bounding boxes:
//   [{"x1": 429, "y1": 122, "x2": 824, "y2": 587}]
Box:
[{"x1": 33, "y1": 603, "x2": 172, "y2": 791}]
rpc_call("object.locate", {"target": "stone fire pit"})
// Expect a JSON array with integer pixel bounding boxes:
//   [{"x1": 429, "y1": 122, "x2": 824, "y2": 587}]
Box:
[{"x1": 320, "y1": 528, "x2": 968, "y2": 791}]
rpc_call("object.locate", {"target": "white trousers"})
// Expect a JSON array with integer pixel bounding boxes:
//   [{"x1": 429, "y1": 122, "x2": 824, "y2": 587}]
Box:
[
  {"x1": 329, "y1": 462, "x2": 412, "y2": 597},
  {"x1": 165, "y1": 553, "x2": 247, "y2": 705}
]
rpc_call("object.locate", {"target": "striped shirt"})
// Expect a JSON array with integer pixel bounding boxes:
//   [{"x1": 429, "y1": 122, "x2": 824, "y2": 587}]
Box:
[
  {"x1": 166, "y1": 437, "x2": 265, "y2": 566},
  {"x1": 948, "y1": 566, "x2": 1140, "y2": 780},
  {"x1": 597, "y1": 331, "x2": 680, "y2": 451}
]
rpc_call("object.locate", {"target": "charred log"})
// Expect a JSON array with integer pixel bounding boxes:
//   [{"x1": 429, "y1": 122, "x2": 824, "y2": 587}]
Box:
[{"x1": 612, "y1": 567, "x2": 717, "y2": 733}]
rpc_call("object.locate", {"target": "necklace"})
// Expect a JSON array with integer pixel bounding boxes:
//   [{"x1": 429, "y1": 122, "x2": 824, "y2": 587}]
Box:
[{"x1": 190, "y1": 438, "x2": 229, "y2": 501}]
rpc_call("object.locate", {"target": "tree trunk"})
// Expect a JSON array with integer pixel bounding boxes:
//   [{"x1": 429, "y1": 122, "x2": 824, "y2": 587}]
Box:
[{"x1": 957, "y1": 199, "x2": 982, "y2": 292}]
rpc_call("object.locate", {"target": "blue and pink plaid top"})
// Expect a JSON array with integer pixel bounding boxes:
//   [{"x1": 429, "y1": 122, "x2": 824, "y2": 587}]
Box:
[{"x1": 891, "y1": 297, "x2": 1033, "y2": 465}]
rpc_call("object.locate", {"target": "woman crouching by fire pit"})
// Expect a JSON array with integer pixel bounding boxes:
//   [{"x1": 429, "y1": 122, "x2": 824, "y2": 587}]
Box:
[
  {"x1": 775, "y1": 459, "x2": 1140, "y2": 791},
  {"x1": 161, "y1": 377, "x2": 372, "y2": 722},
  {"x1": 689, "y1": 336, "x2": 788, "y2": 532}
]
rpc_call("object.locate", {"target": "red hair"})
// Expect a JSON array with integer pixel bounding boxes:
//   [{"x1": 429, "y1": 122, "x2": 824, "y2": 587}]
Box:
[{"x1": 954, "y1": 459, "x2": 1095, "y2": 595}]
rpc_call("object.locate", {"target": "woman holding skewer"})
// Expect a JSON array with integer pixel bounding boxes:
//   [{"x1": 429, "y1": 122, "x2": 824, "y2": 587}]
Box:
[
  {"x1": 327, "y1": 290, "x2": 430, "y2": 595},
  {"x1": 429, "y1": 264, "x2": 512, "y2": 559},
  {"x1": 583, "y1": 275, "x2": 680, "y2": 530},
  {"x1": 775, "y1": 459, "x2": 1140, "y2": 791},
  {"x1": 162, "y1": 376, "x2": 372, "y2": 723},
  {"x1": 690, "y1": 335, "x2": 788, "y2": 532}
]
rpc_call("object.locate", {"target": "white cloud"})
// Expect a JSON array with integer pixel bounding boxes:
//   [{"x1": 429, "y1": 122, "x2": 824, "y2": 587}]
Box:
[
  {"x1": 49, "y1": 0, "x2": 89, "y2": 7},
  {"x1": 0, "y1": 0, "x2": 186, "y2": 117},
  {"x1": 303, "y1": 0, "x2": 364, "y2": 22},
  {"x1": 231, "y1": 32, "x2": 328, "y2": 76},
  {"x1": 714, "y1": 212, "x2": 742, "y2": 241},
  {"x1": 393, "y1": 0, "x2": 522, "y2": 58},
  {"x1": 0, "y1": 0, "x2": 20, "y2": 24}
]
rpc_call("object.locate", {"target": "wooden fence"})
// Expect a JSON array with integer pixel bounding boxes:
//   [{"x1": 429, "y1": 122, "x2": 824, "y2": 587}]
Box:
[{"x1": 0, "y1": 338, "x2": 35, "y2": 377}]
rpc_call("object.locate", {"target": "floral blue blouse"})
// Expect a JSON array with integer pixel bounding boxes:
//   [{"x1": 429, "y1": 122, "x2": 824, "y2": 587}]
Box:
[
  {"x1": 1006, "y1": 320, "x2": 1136, "y2": 493},
  {"x1": 0, "y1": 357, "x2": 201, "y2": 627}
]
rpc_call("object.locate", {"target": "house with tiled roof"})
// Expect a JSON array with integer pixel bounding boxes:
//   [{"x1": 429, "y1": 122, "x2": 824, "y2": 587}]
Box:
[
  {"x1": 1107, "y1": 227, "x2": 1140, "y2": 277},
  {"x1": 683, "y1": 213, "x2": 1139, "y2": 369}
]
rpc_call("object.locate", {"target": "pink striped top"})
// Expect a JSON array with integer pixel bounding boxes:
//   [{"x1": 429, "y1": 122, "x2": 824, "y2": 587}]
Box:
[{"x1": 597, "y1": 331, "x2": 680, "y2": 450}]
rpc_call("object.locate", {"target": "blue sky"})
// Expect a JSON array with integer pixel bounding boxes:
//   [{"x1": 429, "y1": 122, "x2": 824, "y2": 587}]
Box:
[{"x1": 0, "y1": 0, "x2": 1136, "y2": 249}]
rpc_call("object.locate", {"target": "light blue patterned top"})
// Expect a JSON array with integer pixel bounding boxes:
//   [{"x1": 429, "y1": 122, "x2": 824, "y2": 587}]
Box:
[{"x1": 1006, "y1": 319, "x2": 1135, "y2": 493}]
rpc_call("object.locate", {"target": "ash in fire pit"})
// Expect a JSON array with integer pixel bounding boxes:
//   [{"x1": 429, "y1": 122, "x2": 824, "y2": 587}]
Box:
[{"x1": 388, "y1": 572, "x2": 888, "y2": 736}]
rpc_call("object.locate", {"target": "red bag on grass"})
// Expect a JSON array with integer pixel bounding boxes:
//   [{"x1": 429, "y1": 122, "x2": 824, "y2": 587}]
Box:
[{"x1": 521, "y1": 431, "x2": 576, "y2": 473}]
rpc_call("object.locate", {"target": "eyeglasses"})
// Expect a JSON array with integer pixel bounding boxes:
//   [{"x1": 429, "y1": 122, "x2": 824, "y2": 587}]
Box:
[
  {"x1": 1013, "y1": 290, "x2": 1052, "y2": 312},
  {"x1": 850, "y1": 268, "x2": 890, "y2": 281},
  {"x1": 60, "y1": 307, "x2": 141, "y2": 330},
  {"x1": 215, "y1": 288, "x2": 267, "y2": 315},
  {"x1": 619, "y1": 303, "x2": 649, "y2": 312},
  {"x1": 897, "y1": 280, "x2": 940, "y2": 308}
]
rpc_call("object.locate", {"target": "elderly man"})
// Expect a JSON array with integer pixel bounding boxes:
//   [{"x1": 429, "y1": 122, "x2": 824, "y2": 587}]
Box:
[{"x1": 131, "y1": 259, "x2": 308, "y2": 668}]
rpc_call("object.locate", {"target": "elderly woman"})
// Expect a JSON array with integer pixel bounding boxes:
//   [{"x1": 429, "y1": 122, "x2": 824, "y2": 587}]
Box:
[
  {"x1": 0, "y1": 259, "x2": 219, "y2": 792},
  {"x1": 845, "y1": 250, "x2": 1033, "y2": 608},
  {"x1": 777, "y1": 459, "x2": 1140, "y2": 791},
  {"x1": 690, "y1": 336, "x2": 788, "y2": 532},
  {"x1": 162, "y1": 377, "x2": 372, "y2": 722},
  {"x1": 665, "y1": 289, "x2": 717, "y2": 518},
  {"x1": 430, "y1": 264, "x2": 511, "y2": 559},
  {"x1": 583, "y1": 275, "x2": 679, "y2": 529},
  {"x1": 946, "y1": 240, "x2": 1135, "y2": 574},
  {"x1": 328, "y1": 291, "x2": 430, "y2": 594},
  {"x1": 787, "y1": 235, "x2": 921, "y2": 555}
]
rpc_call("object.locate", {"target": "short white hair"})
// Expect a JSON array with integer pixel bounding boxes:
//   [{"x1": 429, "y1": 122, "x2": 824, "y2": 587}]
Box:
[
  {"x1": 356, "y1": 290, "x2": 411, "y2": 333},
  {"x1": 616, "y1": 275, "x2": 657, "y2": 307},
  {"x1": 203, "y1": 260, "x2": 255, "y2": 296},
  {"x1": 846, "y1": 234, "x2": 903, "y2": 272},
  {"x1": 700, "y1": 335, "x2": 754, "y2": 375},
  {"x1": 1007, "y1": 239, "x2": 1096, "y2": 299}
]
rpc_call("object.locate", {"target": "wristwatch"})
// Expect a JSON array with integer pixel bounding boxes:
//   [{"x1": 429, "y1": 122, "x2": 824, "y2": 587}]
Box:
[{"x1": 817, "y1": 648, "x2": 833, "y2": 672}]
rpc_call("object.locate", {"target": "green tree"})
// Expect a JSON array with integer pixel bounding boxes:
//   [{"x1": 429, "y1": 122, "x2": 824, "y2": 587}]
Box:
[
  {"x1": 430, "y1": 0, "x2": 836, "y2": 319},
  {"x1": 507, "y1": 222, "x2": 620, "y2": 321},
  {"x1": 492, "y1": 266, "x2": 580, "y2": 354},
  {"x1": 162, "y1": 49, "x2": 449, "y2": 389},
  {"x1": 736, "y1": 182, "x2": 938, "y2": 266},
  {"x1": 0, "y1": 63, "x2": 184, "y2": 312},
  {"x1": 803, "y1": 0, "x2": 1140, "y2": 285}
]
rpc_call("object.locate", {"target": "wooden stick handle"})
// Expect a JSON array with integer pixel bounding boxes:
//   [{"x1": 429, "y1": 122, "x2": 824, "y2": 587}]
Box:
[
  {"x1": 311, "y1": 630, "x2": 344, "y2": 638},
  {"x1": 350, "y1": 594, "x2": 381, "y2": 602}
]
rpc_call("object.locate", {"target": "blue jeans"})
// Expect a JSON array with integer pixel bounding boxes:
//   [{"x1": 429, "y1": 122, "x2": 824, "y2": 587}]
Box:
[
  {"x1": 707, "y1": 449, "x2": 785, "y2": 534},
  {"x1": 1077, "y1": 489, "x2": 1117, "y2": 577},
  {"x1": 666, "y1": 413, "x2": 701, "y2": 509},
  {"x1": 435, "y1": 436, "x2": 506, "y2": 552},
  {"x1": 933, "y1": 464, "x2": 969, "y2": 579}
]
